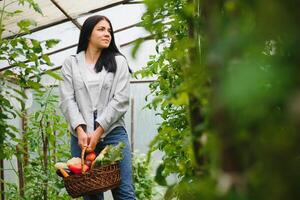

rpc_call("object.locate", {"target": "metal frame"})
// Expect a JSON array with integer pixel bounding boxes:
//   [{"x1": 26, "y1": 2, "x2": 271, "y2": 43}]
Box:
[{"x1": 50, "y1": 0, "x2": 82, "y2": 29}]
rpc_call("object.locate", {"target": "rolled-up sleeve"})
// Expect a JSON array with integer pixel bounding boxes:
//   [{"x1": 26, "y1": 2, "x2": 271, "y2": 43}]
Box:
[
  {"x1": 96, "y1": 57, "x2": 130, "y2": 132},
  {"x1": 59, "y1": 57, "x2": 86, "y2": 131}
]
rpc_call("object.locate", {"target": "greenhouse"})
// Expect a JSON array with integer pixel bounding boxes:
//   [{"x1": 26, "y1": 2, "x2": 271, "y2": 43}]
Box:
[{"x1": 0, "y1": 0, "x2": 299, "y2": 200}]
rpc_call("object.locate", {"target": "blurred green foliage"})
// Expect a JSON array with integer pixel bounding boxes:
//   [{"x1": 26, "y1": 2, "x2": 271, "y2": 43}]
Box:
[
  {"x1": 132, "y1": 154, "x2": 156, "y2": 200},
  {"x1": 137, "y1": 0, "x2": 300, "y2": 199},
  {"x1": 135, "y1": 0, "x2": 196, "y2": 186}
]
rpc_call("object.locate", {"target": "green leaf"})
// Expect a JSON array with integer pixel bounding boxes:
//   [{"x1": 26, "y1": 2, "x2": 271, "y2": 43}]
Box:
[
  {"x1": 14, "y1": 10, "x2": 23, "y2": 14},
  {"x1": 10, "y1": 39, "x2": 18, "y2": 47},
  {"x1": 42, "y1": 54, "x2": 53, "y2": 66},
  {"x1": 31, "y1": 2, "x2": 43, "y2": 14},
  {"x1": 169, "y1": 92, "x2": 189, "y2": 106},
  {"x1": 17, "y1": 19, "x2": 37, "y2": 32},
  {"x1": 34, "y1": 112, "x2": 40, "y2": 121},
  {"x1": 3, "y1": 70, "x2": 16, "y2": 77},
  {"x1": 131, "y1": 38, "x2": 143, "y2": 59},
  {"x1": 154, "y1": 164, "x2": 167, "y2": 186},
  {"x1": 12, "y1": 88, "x2": 27, "y2": 99},
  {"x1": 44, "y1": 70, "x2": 63, "y2": 80},
  {"x1": 27, "y1": 80, "x2": 41, "y2": 90},
  {"x1": 45, "y1": 39, "x2": 60, "y2": 49},
  {"x1": 31, "y1": 40, "x2": 42, "y2": 53}
]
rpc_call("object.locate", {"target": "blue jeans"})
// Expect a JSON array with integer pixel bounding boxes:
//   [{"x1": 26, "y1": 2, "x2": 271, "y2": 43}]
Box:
[{"x1": 71, "y1": 126, "x2": 136, "y2": 200}]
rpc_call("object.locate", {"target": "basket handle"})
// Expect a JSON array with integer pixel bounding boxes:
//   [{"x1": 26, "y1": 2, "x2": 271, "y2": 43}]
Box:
[{"x1": 81, "y1": 146, "x2": 87, "y2": 174}]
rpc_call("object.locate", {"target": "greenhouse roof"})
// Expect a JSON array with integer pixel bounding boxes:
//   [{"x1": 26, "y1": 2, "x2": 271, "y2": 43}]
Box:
[
  {"x1": 3, "y1": 0, "x2": 140, "y2": 39},
  {"x1": 1, "y1": 0, "x2": 154, "y2": 76}
]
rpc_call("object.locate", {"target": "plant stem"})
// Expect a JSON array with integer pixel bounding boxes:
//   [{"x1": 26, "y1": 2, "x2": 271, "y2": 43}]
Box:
[
  {"x1": 21, "y1": 97, "x2": 29, "y2": 167},
  {"x1": 42, "y1": 123, "x2": 49, "y2": 200},
  {"x1": 0, "y1": 0, "x2": 6, "y2": 41},
  {"x1": 38, "y1": 86, "x2": 55, "y2": 200},
  {"x1": 186, "y1": 0, "x2": 206, "y2": 170},
  {"x1": 16, "y1": 145, "x2": 24, "y2": 199},
  {"x1": 0, "y1": 159, "x2": 4, "y2": 200}
]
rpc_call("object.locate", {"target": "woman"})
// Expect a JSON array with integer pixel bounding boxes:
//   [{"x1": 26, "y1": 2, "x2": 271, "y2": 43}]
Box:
[{"x1": 59, "y1": 15, "x2": 135, "y2": 200}]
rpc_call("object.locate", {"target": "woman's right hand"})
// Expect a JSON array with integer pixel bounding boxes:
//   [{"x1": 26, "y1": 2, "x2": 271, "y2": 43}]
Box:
[{"x1": 76, "y1": 125, "x2": 88, "y2": 149}]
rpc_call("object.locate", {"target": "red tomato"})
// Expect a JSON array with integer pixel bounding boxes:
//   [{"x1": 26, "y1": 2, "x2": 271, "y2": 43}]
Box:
[{"x1": 86, "y1": 152, "x2": 96, "y2": 161}]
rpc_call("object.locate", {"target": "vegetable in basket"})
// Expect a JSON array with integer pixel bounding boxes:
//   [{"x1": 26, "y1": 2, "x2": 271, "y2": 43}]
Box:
[
  {"x1": 68, "y1": 163, "x2": 89, "y2": 174},
  {"x1": 92, "y1": 142, "x2": 125, "y2": 169},
  {"x1": 54, "y1": 162, "x2": 69, "y2": 177},
  {"x1": 66, "y1": 157, "x2": 89, "y2": 174},
  {"x1": 85, "y1": 151, "x2": 96, "y2": 161}
]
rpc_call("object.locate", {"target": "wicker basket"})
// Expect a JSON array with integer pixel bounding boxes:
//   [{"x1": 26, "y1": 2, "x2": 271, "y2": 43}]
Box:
[{"x1": 63, "y1": 147, "x2": 121, "y2": 198}]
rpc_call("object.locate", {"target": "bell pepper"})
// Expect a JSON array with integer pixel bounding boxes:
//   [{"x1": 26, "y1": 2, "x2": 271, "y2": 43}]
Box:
[{"x1": 68, "y1": 163, "x2": 89, "y2": 174}]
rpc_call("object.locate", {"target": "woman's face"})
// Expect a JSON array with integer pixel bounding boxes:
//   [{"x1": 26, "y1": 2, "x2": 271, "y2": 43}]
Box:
[{"x1": 89, "y1": 19, "x2": 112, "y2": 49}]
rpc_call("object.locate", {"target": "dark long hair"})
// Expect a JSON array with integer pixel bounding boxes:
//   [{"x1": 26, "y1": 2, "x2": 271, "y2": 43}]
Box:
[{"x1": 77, "y1": 15, "x2": 121, "y2": 73}]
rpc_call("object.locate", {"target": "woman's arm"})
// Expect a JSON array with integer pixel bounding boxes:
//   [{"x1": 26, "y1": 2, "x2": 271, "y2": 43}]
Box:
[
  {"x1": 95, "y1": 56, "x2": 130, "y2": 132},
  {"x1": 59, "y1": 56, "x2": 87, "y2": 132}
]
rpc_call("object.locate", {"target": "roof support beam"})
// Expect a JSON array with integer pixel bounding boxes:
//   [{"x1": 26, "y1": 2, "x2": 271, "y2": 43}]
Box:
[
  {"x1": 4, "y1": 18, "x2": 70, "y2": 40},
  {"x1": 50, "y1": 0, "x2": 82, "y2": 30},
  {"x1": 125, "y1": 1, "x2": 144, "y2": 4}
]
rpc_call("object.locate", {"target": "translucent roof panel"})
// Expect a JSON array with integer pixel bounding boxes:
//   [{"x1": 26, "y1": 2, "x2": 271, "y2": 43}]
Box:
[
  {"x1": 0, "y1": 22, "x2": 79, "y2": 70},
  {"x1": 57, "y1": 0, "x2": 123, "y2": 18},
  {"x1": 77, "y1": 3, "x2": 146, "y2": 30},
  {"x1": 24, "y1": 21, "x2": 80, "y2": 54},
  {"x1": 2, "y1": 0, "x2": 129, "y2": 38},
  {"x1": 46, "y1": 47, "x2": 77, "y2": 70},
  {"x1": 3, "y1": 0, "x2": 66, "y2": 38},
  {"x1": 114, "y1": 26, "x2": 149, "y2": 46}
]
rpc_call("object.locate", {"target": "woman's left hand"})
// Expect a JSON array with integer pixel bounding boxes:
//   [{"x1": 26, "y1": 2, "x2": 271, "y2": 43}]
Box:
[{"x1": 88, "y1": 126, "x2": 104, "y2": 151}]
